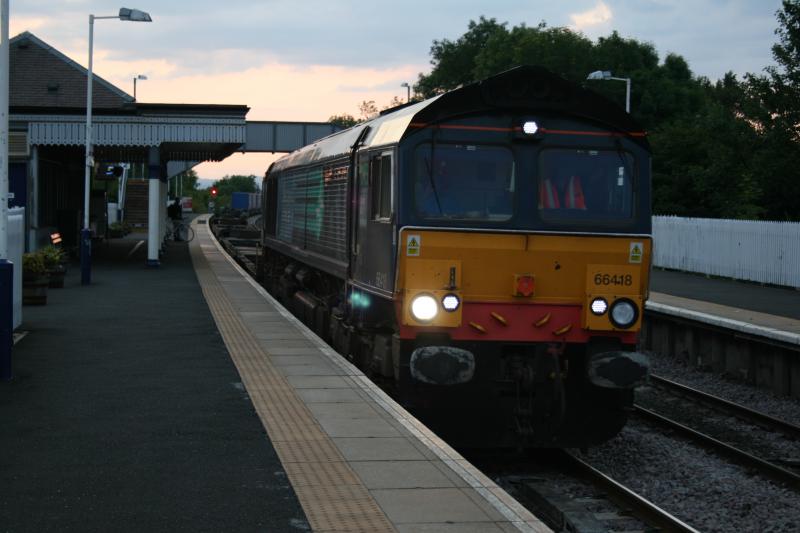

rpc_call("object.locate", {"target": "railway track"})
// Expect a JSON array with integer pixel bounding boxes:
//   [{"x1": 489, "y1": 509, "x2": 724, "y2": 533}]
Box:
[
  {"x1": 492, "y1": 449, "x2": 700, "y2": 532},
  {"x1": 635, "y1": 374, "x2": 800, "y2": 491},
  {"x1": 649, "y1": 373, "x2": 800, "y2": 440}
]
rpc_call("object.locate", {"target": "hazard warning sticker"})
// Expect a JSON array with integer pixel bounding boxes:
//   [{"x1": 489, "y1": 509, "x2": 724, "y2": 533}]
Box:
[
  {"x1": 629, "y1": 242, "x2": 643, "y2": 263},
  {"x1": 406, "y1": 234, "x2": 421, "y2": 256}
]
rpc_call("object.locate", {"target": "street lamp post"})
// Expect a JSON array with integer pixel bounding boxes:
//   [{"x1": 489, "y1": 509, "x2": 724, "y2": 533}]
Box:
[
  {"x1": 82, "y1": 7, "x2": 152, "y2": 285},
  {"x1": 133, "y1": 74, "x2": 147, "y2": 101},
  {"x1": 586, "y1": 70, "x2": 631, "y2": 113},
  {"x1": 400, "y1": 82, "x2": 410, "y2": 103}
]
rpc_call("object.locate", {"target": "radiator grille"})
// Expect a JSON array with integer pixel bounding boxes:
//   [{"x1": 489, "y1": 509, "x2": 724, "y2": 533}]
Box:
[{"x1": 277, "y1": 164, "x2": 348, "y2": 262}]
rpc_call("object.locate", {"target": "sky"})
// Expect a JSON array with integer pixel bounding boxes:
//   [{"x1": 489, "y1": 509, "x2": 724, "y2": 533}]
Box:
[{"x1": 7, "y1": 0, "x2": 785, "y2": 186}]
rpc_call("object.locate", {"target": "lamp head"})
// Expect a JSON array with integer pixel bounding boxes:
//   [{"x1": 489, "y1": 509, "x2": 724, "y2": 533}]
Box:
[
  {"x1": 137, "y1": 74, "x2": 148, "y2": 80},
  {"x1": 119, "y1": 8, "x2": 152, "y2": 22},
  {"x1": 587, "y1": 70, "x2": 612, "y2": 80}
]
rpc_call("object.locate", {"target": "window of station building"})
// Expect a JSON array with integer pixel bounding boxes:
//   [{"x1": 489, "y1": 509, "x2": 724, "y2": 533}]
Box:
[
  {"x1": 538, "y1": 149, "x2": 635, "y2": 222},
  {"x1": 413, "y1": 143, "x2": 515, "y2": 222},
  {"x1": 370, "y1": 152, "x2": 392, "y2": 221}
]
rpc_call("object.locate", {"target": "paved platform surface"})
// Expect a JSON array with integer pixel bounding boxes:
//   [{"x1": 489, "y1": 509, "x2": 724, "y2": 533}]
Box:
[
  {"x1": 1, "y1": 226, "x2": 549, "y2": 533},
  {"x1": 0, "y1": 236, "x2": 309, "y2": 531},
  {"x1": 649, "y1": 268, "x2": 800, "y2": 341},
  {"x1": 651, "y1": 268, "x2": 800, "y2": 320}
]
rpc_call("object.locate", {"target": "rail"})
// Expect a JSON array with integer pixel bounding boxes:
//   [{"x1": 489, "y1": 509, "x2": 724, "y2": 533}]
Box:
[
  {"x1": 650, "y1": 374, "x2": 800, "y2": 439},
  {"x1": 633, "y1": 405, "x2": 800, "y2": 491},
  {"x1": 559, "y1": 450, "x2": 700, "y2": 533}
]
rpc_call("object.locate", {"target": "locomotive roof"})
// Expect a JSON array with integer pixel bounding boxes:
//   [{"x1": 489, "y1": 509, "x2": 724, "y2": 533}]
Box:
[{"x1": 268, "y1": 65, "x2": 648, "y2": 174}]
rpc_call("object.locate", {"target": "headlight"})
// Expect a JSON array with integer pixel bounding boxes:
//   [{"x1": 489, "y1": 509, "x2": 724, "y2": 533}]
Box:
[
  {"x1": 441, "y1": 293, "x2": 460, "y2": 312},
  {"x1": 610, "y1": 298, "x2": 638, "y2": 328},
  {"x1": 522, "y1": 121, "x2": 538, "y2": 135},
  {"x1": 411, "y1": 294, "x2": 438, "y2": 322},
  {"x1": 590, "y1": 297, "x2": 608, "y2": 315}
]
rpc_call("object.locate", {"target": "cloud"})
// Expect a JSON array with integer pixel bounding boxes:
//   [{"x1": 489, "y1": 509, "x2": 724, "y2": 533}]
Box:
[
  {"x1": 569, "y1": 1, "x2": 613, "y2": 31},
  {"x1": 101, "y1": 60, "x2": 423, "y2": 121}
]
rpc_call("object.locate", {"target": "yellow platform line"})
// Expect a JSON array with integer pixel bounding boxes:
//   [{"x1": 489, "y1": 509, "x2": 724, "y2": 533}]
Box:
[{"x1": 189, "y1": 230, "x2": 395, "y2": 533}]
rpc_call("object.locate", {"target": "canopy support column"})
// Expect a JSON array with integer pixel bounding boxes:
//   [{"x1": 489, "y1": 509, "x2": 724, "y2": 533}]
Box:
[{"x1": 146, "y1": 146, "x2": 161, "y2": 267}]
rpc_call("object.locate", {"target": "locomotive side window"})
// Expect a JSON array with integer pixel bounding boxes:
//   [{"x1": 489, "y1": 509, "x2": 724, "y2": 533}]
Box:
[
  {"x1": 538, "y1": 149, "x2": 634, "y2": 221},
  {"x1": 413, "y1": 144, "x2": 514, "y2": 221},
  {"x1": 370, "y1": 152, "x2": 392, "y2": 221}
]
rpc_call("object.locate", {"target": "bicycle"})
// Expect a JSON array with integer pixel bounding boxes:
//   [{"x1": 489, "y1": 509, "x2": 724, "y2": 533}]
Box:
[{"x1": 167, "y1": 219, "x2": 195, "y2": 243}]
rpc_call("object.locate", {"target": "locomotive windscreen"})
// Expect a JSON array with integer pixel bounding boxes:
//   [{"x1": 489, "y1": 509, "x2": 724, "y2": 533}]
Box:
[
  {"x1": 413, "y1": 143, "x2": 515, "y2": 221},
  {"x1": 538, "y1": 149, "x2": 635, "y2": 222}
]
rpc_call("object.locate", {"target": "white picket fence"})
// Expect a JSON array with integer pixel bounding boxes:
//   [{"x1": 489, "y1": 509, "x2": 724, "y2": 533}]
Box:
[{"x1": 652, "y1": 216, "x2": 800, "y2": 288}]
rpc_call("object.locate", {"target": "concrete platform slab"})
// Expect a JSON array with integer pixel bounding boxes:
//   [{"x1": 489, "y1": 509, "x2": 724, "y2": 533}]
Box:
[
  {"x1": 350, "y1": 460, "x2": 457, "y2": 489},
  {"x1": 372, "y1": 487, "x2": 500, "y2": 523}
]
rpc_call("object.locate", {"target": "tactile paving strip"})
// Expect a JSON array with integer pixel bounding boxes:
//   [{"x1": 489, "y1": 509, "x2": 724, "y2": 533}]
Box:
[{"x1": 190, "y1": 231, "x2": 395, "y2": 533}]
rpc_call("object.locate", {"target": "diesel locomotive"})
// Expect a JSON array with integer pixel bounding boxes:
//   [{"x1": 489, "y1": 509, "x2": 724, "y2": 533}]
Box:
[{"x1": 259, "y1": 66, "x2": 652, "y2": 447}]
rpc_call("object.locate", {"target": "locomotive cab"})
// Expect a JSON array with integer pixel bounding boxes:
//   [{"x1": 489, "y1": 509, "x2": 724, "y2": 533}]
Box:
[{"x1": 389, "y1": 86, "x2": 652, "y2": 447}]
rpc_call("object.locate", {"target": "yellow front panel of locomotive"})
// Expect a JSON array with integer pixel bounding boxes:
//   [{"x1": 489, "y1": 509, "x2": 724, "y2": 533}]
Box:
[{"x1": 397, "y1": 229, "x2": 651, "y2": 305}]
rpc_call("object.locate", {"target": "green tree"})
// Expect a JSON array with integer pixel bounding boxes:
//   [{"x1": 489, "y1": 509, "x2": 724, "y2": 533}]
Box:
[
  {"x1": 381, "y1": 96, "x2": 405, "y2": 111},
  {"x1": 415, "y1": 16, "x2": 508, "y2": 97},
  {"x1": 215, "y1": 175, "x2": 258, "y2": 195},
  {"x1": 651, "y1": 102, "x2": 764, "y2": 219},
  {"x1": 170, "y1": 169, "x2": 198, "y2": 199},
  {"x1": 358, "y1": 100, "x2": 378, "y2": 121},
  {"x1": 741, "y1": 0, "x2": 800, "y2": 219},
  {"x1": 328, "y1": 113, "x2": 357, "y2": 128},
  {"x1": 474, "y1": 23, "x2": 595, "y2": 83},
  {"x1": 196, "y1": 175, "x2": 258, "y2": 212}
]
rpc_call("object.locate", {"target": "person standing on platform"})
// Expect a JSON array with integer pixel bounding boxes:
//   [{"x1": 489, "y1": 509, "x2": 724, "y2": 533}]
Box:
[{"x1": 168, "y1": 198, "x2": 183, "y2": 241}]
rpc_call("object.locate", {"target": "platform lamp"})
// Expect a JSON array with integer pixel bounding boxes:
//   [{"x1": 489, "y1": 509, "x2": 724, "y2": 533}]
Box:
[
  {"x1": 586, "y1": 70, "x2": 631, "y2": 113},
  {"x1": 133, "y1": 74, "x2": 147, "y2": 101},
  {"x1": 82, "y1": 7, "x2": 152, "y2": 285},
  {"x1": 400, "y1": 82, "x2": 411, "y2": 103}
]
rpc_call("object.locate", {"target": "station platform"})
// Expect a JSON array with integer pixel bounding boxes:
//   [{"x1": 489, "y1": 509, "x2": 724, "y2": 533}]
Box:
[
  {"x1": 649, "y1": 269, "x2": 800, "y2": 343},
  {"x1": 0, "y1": 220, "x2": 548, "y2": 533}
]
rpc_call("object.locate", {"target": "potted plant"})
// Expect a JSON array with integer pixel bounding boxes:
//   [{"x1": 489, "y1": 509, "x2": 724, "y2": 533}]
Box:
[
  {"x1": 22, "y1": 252, "x2": 49, "y2": 305},
  {"x1": 109, "y1": 221, "x2": 125, "y2": 238},
  {"x1": 40, "y1": 245, "x2": 67, "y2": 288}
]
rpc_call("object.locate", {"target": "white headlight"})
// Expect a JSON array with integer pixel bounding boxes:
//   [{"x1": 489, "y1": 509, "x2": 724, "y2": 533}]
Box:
[
  {"x1": 442, "y1": 294, "x2": 460, "y2": 312},
  {"x1": 522, "y1": 121, "x2": 538, "y2": 135},
  {"x1": 411, "y1": 294, "x2": 438, "y2": 321},
  {"x1": 590, "y1": 297, "x2": 608, "y2": 315},
  {"x1": 610, "y1": 299, "x2": 638, "y2": 328}
]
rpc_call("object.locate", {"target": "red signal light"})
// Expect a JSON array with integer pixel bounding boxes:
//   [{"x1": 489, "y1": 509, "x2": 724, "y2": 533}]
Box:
[{"x1": 210, "y1": 187, "x2": 218, "y2": 197}]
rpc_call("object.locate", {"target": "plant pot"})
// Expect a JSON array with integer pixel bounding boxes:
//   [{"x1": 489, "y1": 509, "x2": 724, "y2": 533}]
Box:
[
  {"x1": 47, "y1": 266, "x2": 66, "y2": 288},
  {"x1": 23, "y1": 274, "x2": 50, "y2": 305}
]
